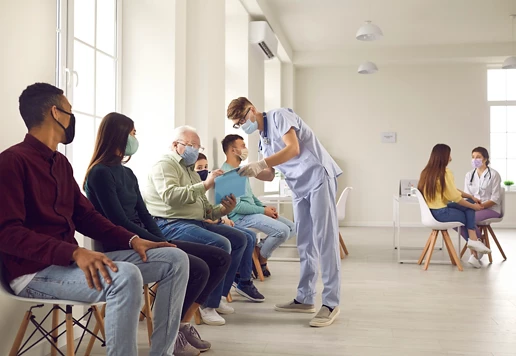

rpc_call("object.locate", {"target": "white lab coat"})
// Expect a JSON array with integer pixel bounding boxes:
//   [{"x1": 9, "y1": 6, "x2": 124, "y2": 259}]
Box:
[{"x1": 464, "y1": 167, "x2": 502, "y2": 214}]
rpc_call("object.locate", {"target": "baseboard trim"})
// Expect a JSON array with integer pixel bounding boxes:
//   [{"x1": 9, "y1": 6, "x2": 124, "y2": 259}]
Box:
[{"x1": 341, "y1": 222, "x2": 516, "y2": 229}]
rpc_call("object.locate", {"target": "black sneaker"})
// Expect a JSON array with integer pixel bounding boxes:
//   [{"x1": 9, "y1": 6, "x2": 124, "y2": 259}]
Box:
[
  {"x1": 261, "y1": 264, "x2": 271, "y2": 277},
  {"x1": 235, "y1": 280, "x2": 265, "y2": 302}
]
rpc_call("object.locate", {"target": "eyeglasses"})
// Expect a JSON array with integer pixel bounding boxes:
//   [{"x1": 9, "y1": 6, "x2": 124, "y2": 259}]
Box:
[
  {"x1": 177, "y1": 141, "x2": 205, "y2": 152},
  {"x1": 232, "y1": 107, "x2": 251, "y2": 129}
]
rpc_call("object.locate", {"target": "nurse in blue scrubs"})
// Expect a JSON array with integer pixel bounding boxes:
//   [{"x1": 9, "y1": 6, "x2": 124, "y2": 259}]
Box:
[{"x1": 227, "y1": 97, "x2": 343, "y2": 328}]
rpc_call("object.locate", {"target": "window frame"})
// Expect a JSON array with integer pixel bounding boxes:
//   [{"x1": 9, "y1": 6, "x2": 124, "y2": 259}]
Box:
[
  {"x1": 56, "y1": 0, "x2": 123, "y2": 178},
  {"x1": 488, "y1": 68, "x2": 516, "y2": 182}
]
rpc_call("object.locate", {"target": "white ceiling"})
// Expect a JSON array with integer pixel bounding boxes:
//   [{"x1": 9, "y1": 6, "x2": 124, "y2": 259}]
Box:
[{"x1": 262, "y1": 0, "x2": 516, "y2": 51}]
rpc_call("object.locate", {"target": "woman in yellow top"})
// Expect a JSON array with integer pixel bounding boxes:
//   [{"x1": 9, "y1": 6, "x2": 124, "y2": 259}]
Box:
[{"x1": 418, "y1": 144, "x2": 491, "y2": 263}]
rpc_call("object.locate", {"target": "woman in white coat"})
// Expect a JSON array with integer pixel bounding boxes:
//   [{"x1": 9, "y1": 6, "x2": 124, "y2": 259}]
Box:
[{"x1": 463, "y1": 146, "x2": 502, "y2": 265}]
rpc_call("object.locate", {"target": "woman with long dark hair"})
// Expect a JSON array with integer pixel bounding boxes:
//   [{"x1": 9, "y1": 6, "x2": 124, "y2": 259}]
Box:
[
  {"x1": 418, "y1": 144, "x2": 491, "y2": 267},
  {"x1": 84, "y1": 113, "x2": 231, "y2": 356}
]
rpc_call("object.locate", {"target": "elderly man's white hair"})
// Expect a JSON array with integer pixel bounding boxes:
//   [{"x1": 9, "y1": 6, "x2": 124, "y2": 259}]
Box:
[{"x1": 172, "y1": 125, "x2": 197, "y2": 143}]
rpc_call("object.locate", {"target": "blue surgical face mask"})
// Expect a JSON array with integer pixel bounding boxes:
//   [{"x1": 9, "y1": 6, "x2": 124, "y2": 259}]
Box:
[
  {"x1": 125, "y1": 135, "x2": 139, "y2": 156},
  {"x1": 197, "y1": 169, "x2": 209, "y2": 181},
  {"x1": 180, "y1": 145, "x2": 199, "y2": 166},
  {"x1": 241, "y1": 118, "x2": 258, "y2": 135},
  {"x1": 471, "y1": 158, "x2": 483, "y2": 169}
]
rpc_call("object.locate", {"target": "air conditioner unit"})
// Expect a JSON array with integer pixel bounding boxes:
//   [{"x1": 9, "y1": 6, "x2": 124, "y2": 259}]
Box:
[{"x1": 249, "y1": 21, "x2": 278, "y2": 60}]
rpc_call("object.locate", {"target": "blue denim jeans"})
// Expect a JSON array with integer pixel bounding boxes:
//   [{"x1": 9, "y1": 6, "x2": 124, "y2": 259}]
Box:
[
  {"x1": 18, "y1": 248, "x2": 189, "y2": 356},
  {"x1": 231, "y1": 225, "x2": 257, "y2": 278},
  {"x1": 431, "y1": 199, "x2": 476, "y2": 239},
  {"x1": 155, "y1": 218, "x2": 250, "y2": 308},
  {"x1": 234, "y1": 214, "x2": 296, "y2": 259}
]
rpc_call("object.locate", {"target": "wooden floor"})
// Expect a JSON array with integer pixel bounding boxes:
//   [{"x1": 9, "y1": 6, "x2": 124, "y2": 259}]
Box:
[{"x1": 74, "y1": 227, "x2": 516, "y2": 356}]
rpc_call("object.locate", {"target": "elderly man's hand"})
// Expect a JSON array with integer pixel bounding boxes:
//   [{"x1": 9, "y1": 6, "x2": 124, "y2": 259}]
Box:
[
  {"x1": 220, "y1": 194, "x2": 237, "y2": 215},
  {"x1": 203, "y1": 169, "x2": 224, "y2": 190}
]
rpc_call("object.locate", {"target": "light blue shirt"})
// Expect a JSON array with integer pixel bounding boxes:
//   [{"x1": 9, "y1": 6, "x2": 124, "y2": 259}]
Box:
[
  {"x1": 259, "y1": 108, "x2": 342, "y2": 198},
  {"x1": 221, "y1": 162, "x2": 265, "y2": 221}
]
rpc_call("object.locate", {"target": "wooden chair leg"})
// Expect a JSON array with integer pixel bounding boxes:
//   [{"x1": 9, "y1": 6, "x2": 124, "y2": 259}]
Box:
[
  {"x1": 417, "y1": 231, "x2": 435, "y2": 265},
  {"x1": 50, "y1": 306, "x2": 59, "y2": 356},
  {"x1": 84, "y1": 321, "x2": 101, "y2": 356},
  {"x1": 460, "y1": 242, "x2": 468, "y2": 258},
  {"x1": 194, "y1": 309, "x2": 202, "y2": 325},
  {"x1": 65, "y1": 306, "x2": 75, "y2": 356},
  {"x1": 339, "y1": 233, "x2": 349, "y2": 257},
  {"x1": 226, "y1": 292, "x2": 233, "y2": 303},
  {"x1": 143, "y1": 285, "x2": 153, "y2": 346},
  {"x1": 139, "y1": 296, "x2": 147, "y2": 321},
  {"x1": 149, "y1": 283, "x2": 158, "y2": 307},
  {"x1": 339, "y1": 241, "x2": 345, "y2": 259},
  {"x1": 488, "y1": 225, "x2": 507, "y2": 261},
  {"x1": 423, "y1": 232, "x2": 439, "y2": 270},
  {"x1": 483, "y1": 228, "x2": 493, "y2": 263},
  {"x1": 442, "y1": 231, "x2": 463, "y2": 271},
  {"x1": 252, "y1": 247, "x2": 265, "y2": 282},
  {"x1": 9, "y1": 311, "x2": 32, "y2": 356},
  {"x1": 92, "y1": 306, "x2": 106, "y2": 340},
  {"x1": 85, "y1": 305, "x2": 106, "y2": 356},
  {"x1": 441, "y1": 231, "x2": 456, "y2": 265}
]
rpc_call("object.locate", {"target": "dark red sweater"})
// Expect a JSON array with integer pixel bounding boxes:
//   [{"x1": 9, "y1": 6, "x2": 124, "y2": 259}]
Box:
[{"x1": 0, "y1": 134, "x2": 133, "y2": 282}]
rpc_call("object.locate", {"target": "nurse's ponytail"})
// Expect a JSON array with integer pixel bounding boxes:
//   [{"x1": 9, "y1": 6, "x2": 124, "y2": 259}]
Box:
[{"x1": 472, "y1": 147, "x2": 490, "y2": 166}]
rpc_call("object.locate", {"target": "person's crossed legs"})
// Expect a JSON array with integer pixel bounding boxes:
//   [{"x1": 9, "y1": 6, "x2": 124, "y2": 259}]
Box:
[
  {"x1": 18, "y1": 247, "x2": 189, "y2": 356},
  {"x1": 156, "y1": 218, "x2": 247, "y2": 325}
]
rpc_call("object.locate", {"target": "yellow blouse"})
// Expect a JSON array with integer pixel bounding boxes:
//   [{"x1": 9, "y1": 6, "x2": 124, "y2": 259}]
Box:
[{"x1": 425, "y1": 168, "x2": 462, "y2": 209}]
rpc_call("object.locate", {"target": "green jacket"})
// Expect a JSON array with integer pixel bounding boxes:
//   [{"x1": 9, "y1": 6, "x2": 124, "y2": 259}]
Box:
[{"x1": 145, "y1": 151, "x2": 223, "y2": 221}]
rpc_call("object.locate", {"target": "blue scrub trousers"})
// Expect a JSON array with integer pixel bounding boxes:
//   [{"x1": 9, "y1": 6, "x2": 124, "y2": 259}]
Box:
[{"x1": 293, "y1": 176, "x2": 341, "y2": 308}]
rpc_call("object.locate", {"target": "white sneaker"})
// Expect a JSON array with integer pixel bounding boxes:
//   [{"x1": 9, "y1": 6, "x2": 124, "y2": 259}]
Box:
[
  {"x1": 467, "y1": 239, "x2": 491, "y2": 254},
  {"x1": 477, "y1": 252, "x2": 484, "y2": 260},
  {"x1": 216, "y1": 297, "x2": 234, "y2": 315},
  {"x1": 468, "y1": 255, "x2": 481, "y2": 269},
  {"x1": 199, "y1": 308, "x2": 225, "y2": 326}
]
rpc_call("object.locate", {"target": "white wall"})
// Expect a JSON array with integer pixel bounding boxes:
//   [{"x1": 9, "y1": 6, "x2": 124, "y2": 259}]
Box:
[
  {"x1": 281, "y1": 61, "x2": 295, "y2": 108},
  {"x1": 225, "y1": 0, "x2": 249, "y2": 141},
  {"x1": 295, "y1": 64, "x2": 516, "y2": 227},
  {"x1": 0, "y1": 1, "x2": 57, "y2": 354},
  {"x1": 264, "y1": 58, "x2": 281, "y2": 111},
  {"x1": 247, "y1": 40, "x2": 265, "y2": 196},
  {"x1": 121, "y1": 0, "x2": 176, "y2": 186}
]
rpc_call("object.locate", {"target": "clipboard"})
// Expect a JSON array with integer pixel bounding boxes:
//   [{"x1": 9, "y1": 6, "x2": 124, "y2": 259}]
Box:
[{"x1": 214, "y1": 169, "x2": 247, "y2": 204}]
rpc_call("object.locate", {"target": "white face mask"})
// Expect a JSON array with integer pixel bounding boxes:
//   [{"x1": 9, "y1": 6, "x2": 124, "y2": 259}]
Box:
[{"x1": 237, "y1": 148, "x2": 248, "y2": 161}]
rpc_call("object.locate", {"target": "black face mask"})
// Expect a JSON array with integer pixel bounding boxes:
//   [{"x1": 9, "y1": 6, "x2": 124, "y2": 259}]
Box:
[
  {"x1": 197, "y1": 170, "x2": 209, "y2": 181},
  {"x1": 54, "y1": 107, "x2": 76, "y2": 145}
]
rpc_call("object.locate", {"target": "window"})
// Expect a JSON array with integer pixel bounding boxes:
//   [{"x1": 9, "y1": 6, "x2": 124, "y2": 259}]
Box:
[
  {"x1": 58, "y1": 0, "x2": 119, "y2": 186},
  {"x1": 488, "y1": 69, "x2": 516, "y2": 182}
]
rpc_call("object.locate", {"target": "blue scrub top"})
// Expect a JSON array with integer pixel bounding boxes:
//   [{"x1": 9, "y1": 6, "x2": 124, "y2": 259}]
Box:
[{"x1": 259, "y1": 108, "x2": 342, "y2": 198}]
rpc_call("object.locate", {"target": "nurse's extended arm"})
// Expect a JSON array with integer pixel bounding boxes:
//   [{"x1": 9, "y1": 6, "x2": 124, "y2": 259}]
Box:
[
  {"x1": 239, "y1": 129, "x2": 300, "y2": 178},
  {"x1": 256, "y1": 168, "x2": 275, "y2": 181},
  {"x1": 263, "y1": 129, "x2": 300, "y2": 167}
]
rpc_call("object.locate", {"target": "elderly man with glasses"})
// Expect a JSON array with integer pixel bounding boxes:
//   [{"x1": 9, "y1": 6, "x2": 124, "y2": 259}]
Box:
[{"x1": 144, "y1": 125, "x2": 265, "y2": 326}]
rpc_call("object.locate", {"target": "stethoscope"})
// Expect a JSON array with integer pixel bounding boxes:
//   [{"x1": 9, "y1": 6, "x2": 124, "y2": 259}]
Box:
[
  {"x1": 258, "y1": 112, "x2": 270, "y2": 151},
  {"x1": 469, "y1": 167, "x2": 491, "y2": 190}
]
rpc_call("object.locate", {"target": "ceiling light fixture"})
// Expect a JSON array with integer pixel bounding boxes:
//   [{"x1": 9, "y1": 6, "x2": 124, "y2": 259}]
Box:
[
  {"x1": 356, "y1": 21, "x2": 383, "y2": 41},
  {"x1": 358, "y1": 61, "x2": 378, "y2": 74},
  {"x1": 502, "y1": 15, "x2": 516, "y2": 69}
]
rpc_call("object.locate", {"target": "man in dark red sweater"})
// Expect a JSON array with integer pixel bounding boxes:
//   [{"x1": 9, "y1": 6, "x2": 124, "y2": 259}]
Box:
[{"x1": 0, "y1": 83, "x2": 189, "y2": 356}]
